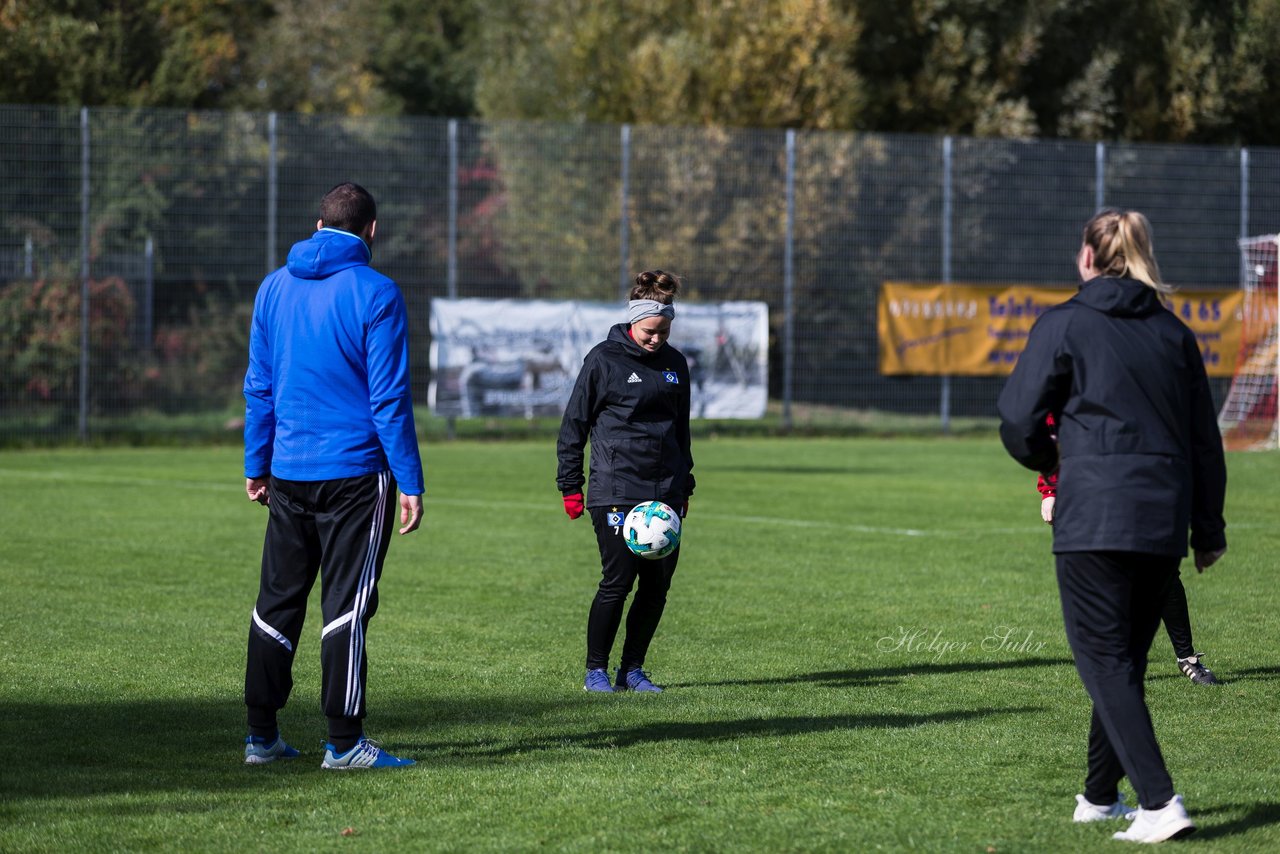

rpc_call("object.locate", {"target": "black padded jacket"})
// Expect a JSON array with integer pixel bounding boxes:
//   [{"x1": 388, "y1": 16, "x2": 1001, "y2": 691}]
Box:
[
  {"x1": 556, "y1": 323, "x2": 695, "y2": 508},
  {"x1": 998, "y1": 276, "x2": 1227, "y2": 557}
]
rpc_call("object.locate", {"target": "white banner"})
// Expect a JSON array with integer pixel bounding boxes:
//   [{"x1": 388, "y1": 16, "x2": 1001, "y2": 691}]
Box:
[{"x1": 429, "y1": 299, "x2": 769, "y2": 419}]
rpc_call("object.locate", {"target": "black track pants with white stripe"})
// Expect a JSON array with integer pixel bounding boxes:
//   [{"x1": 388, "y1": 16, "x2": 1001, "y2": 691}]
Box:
[{"x1": 245, "y1": 472, "x2": 395, "y2": 740}]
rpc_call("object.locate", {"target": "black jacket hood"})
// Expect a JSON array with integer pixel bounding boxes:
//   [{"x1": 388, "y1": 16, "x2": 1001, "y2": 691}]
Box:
[
  {"x1": 1075, "y1": 276, "x2": 1165, "y2": 318},
  {"x1": 607, "y1": 321, "x2": 667, "y2": 358}
]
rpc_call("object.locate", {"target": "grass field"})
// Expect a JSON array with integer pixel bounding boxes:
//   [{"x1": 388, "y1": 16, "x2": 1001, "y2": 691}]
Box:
[{"x1": 0, "y1": 437, "x2": 1276, "y2": 852}]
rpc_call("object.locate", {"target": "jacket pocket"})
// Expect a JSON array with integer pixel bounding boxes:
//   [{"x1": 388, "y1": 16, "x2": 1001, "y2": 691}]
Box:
[{"x1": 613, "y1": 436, "x2": 663, "y2": 500}]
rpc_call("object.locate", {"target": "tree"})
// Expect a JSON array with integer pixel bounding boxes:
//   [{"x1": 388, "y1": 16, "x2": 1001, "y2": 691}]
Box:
[
  {"x1": 231, "y1": 0, "x2": 394, "y2": 115},
  {"x1": 849, "y1": 0, "x2": 1046, "y2": 137},
  {"x1": 474, "y1": 0, "x2": 862, "y2": 130},
  {"x1": 0, "y1": 0, "x2": 270, "y2": 108},
  {"x1": 230, "y1": 0, "x2": 478, "y2": 116},
  {"x1": 1, "y1": 0, "x2": 478, "y2": 117},
  {"x1": 1225, "y1": 0, "x2": 1280, "y2": 145},
  {"x1": 362, "y1": 0, "x2": 478, "y2": 117}
]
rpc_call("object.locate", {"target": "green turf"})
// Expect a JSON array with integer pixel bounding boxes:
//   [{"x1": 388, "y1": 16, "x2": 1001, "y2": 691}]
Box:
[{"x1": 0, "y1": 437, "x2": 1276, "y2": 852}]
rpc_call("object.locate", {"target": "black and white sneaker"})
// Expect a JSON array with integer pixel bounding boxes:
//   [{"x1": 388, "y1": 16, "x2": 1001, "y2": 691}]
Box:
[{"x1": 1177, "y1": 653, "x2": 1219, "y2": 685}]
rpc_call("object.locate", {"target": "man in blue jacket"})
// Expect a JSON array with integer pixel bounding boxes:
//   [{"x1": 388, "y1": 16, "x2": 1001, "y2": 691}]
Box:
[{"x1": 241, "y1": 182, "x2": 424, "y2": 770}]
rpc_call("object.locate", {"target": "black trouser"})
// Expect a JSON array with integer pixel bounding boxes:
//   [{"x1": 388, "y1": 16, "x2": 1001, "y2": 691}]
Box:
[
  {"x1": 586, "y1": 506, "x2": 679, "y2": 672},
  {"x1": 245, "y1": 472, "x2": 395, "y2": 748},
  {"x1": 1056, "y1": 551, "x2": 1178, "y2": 810},
  {"x1": 1162, "y1": 573, "x2": 1195, "y2": 660}
]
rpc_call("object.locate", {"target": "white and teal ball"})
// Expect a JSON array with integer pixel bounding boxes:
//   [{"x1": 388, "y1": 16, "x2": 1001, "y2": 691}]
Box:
[{"x1": 623, "y1": 500, "x2": 682, "y2": 560}]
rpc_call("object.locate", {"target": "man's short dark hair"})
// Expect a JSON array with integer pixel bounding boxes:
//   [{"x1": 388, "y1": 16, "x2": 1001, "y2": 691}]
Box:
[{"x1": 320, "y1": 182, "x2": 377, "y2": 234}]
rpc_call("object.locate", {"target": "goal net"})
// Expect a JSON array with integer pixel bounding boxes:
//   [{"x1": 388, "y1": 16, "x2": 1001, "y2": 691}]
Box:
[{"x1": 1218, "y1": 234, "x2": 1279, "y2": 450}]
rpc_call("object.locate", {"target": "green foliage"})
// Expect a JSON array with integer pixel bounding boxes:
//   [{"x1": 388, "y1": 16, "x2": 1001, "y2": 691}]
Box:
[
  {"x1": 0, "y1": 0, "x2": 477, "y2": 117},
  {"x1": 0, "y1": 439, "x2": 1277, "y2": 850},
  {"x1": 232, "y1": 0, "x2": 396, "y2": 115},
  {"x1": 0, "y1": 0, "x2": 270, "y2": 108},
  {"x1": 0, "y1": 269, "x2": 252, "y2": 424},
  {"x1": 220, "y1": 0, "x2": 479, "y2": 117},
  {"x1": 0, "y1": 274, "x2": 136, "y2": 408},
  {"x1": 474, "y1": 0, "x2": 862, "y2": 129},
  {"x1": 145, "y1": 292, "x2": 252, "y2": 412},
  {"x1": 6, "y1": 1, "x2": 1280, "y2": 142},
  {"x1": 817, "y1": 0, "x2": 1279, "y2": 142},
  {"x1": 1226, "y1": 0, "x2": 1280, "y2": 144},
  {"x1": 471, "y1": 0, "x2": 1280, "y2": 144},
  {"x1": 480, "y1": 122, "x2": 620, "y2": 298},
  {"x1": 851, "y1": 0, "x2": 1044, "y2": 137},
  {"x1": 361, "y1": 0, "x2": 479, "y2": 117}
]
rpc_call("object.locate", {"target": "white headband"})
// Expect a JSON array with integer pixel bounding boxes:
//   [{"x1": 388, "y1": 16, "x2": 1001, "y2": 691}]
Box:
[{"x1": 628, "y1": 299, "x2": 675, "y2": 325}]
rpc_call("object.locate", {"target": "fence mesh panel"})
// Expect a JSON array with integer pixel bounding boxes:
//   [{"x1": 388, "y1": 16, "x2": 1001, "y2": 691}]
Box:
[{"x1": 0, "y1": 105, "x2": 1272, "y2": 442}]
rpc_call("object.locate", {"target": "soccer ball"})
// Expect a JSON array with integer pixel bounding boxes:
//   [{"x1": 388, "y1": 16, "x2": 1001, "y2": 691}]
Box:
[{"x1": 623, "y1": 501, "x2": 682, "y2": 560}]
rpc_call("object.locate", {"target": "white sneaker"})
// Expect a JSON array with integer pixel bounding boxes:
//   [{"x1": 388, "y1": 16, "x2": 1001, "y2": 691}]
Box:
[
  {"x1": 1112, "y1": 794, "x2": 1196, "y2": 843},
  {"x1": 1074, "y1": 793, "x2": 1136, "y2": 822}
]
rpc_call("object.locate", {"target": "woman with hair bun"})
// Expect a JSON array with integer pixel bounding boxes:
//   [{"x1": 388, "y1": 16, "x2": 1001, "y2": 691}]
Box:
[
  {"x1": 998, "y1": 209, "x2": 1227, "y2": 843},
  {"x1": 556, "y1": 270, "x2": 695, "y2": 694}
]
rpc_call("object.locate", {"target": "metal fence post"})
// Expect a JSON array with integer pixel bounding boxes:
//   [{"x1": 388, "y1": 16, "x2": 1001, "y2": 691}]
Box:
[
  {"x1": 783, "y1": 129, "x2": 796, "y2": 432},
  {"x1": 78, "y1": 107, "x2": 91, "y2": 443},
  {"x1": 1239, "y1": 148, "x2": 1250, "y2": 328},
  {"x1": 1095, "y1": 141, "x2": 1106, "y2": 210},
  {"x1": 267, "y1": 112, "x2": 278, "y2": 273},
  {"x1": 1239, "y1": 147, "x2": 1249, "y2": 241},
  {"x1": 448, "y1": 119, "x2": 458, "y2": 299},
  {"x1": 940, "y1": 136, "x2": 953, "y2": 434},
  {"x1": 446, "y1": 119, "x2": 459, "y2": 440},
  {"x1": 619, "y1": 124, "x2": 631, "y2": 300},
  {"x1": 144, "y1": 236, "x2": 154, "y2": 350}
]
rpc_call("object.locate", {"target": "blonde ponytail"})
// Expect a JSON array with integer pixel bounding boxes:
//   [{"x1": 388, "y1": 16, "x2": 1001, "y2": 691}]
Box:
[{"x1": 1082, "y1": 209, "x2": 1172, "y2": 296}]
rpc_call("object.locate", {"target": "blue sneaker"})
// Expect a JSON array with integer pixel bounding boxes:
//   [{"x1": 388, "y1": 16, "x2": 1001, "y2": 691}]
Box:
[
  {"x1": 615, "y1": 667, "x2": 662, "y2": 693},
  {"x1": 584, "y1": 667, "x2": 615, "y2": 693},
  {"x1": 244, "y1": 734, "x2": 300, "y2": 765},
  {"x1": 321, "y1": 737, "x2": 415, "y2": 770}
]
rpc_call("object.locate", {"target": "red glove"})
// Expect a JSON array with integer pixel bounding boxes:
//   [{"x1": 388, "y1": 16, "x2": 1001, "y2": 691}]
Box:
[{"x1": 563, "y1": 493, "x2": 584, "y2": 519}]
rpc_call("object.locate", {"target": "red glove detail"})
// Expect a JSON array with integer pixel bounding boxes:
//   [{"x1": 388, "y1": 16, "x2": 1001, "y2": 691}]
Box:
[{"x1": 563, "y1": 493, "x2": 584, "y2": 519}]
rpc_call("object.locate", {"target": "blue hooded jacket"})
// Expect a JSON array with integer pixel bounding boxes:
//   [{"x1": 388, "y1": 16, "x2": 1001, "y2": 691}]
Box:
[{"x1": 243, "y1": 228, "x2": 424, "y2": 494}]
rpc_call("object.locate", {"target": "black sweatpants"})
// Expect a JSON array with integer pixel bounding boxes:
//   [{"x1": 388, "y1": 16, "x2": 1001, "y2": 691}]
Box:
[
  {"x1": 586, "y1": 506, "x2": 679, "y2": 672},
  {"x1": 1056, "y1": 551, "x2": 1178, "y2": 810},
  {"x1": 1161, "y1": 573, "x2": 1195, "y2": 660},
  {"x1": 245, "y1": 472, "x2": 395, "y2": 747}
]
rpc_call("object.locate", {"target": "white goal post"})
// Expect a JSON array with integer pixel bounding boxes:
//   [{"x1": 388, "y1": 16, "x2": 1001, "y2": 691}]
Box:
[{"x1": 1218, "y1": 234, "x2": 1279, "y2": 450}]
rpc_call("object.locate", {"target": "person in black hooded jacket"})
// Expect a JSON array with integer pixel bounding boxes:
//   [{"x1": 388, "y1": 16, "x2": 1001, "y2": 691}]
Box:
[
  {"x1": 557, "y1": 270, "x2": 695, "y2": 694},
  {"x1": 998, "y1": 208, "x2": 1226, "y2": 844}
]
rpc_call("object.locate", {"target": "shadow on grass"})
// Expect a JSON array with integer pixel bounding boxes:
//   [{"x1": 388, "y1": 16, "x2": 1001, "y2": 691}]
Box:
[
  {"x1": 668, "y1": 656, "x2": 1074, "y2": 689},
  {"x1": 1225, "y1": 665, "x2": 1280, "y2": 681},
  {"x1": 1145, "y1": 663, "x2": 1278, "y2": 685},
  {"x1": 1192, "y1": 802, "x2": 1280, "y2": 840},
  {"x1": 419, "y1": 705, "x2": 1044, "y2": 760},
  {"x1": 0, "y1": 692, "x2": 576, "y2": 807}
]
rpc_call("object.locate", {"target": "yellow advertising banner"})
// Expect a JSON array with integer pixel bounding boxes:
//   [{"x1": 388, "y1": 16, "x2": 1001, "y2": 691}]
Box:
[{"x1": 878, "y1": 283, "x2": 1243, "y2": 377}]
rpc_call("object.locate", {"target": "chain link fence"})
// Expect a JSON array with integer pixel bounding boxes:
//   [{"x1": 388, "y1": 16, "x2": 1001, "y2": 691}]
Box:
[{"x1": 2, "y1": 105, "x2": 1277, "y2": 443}]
